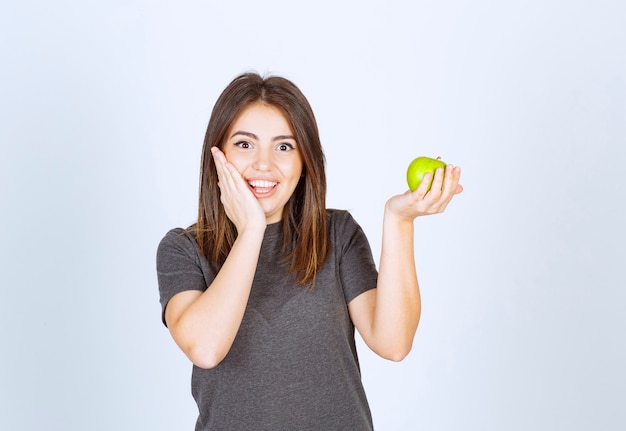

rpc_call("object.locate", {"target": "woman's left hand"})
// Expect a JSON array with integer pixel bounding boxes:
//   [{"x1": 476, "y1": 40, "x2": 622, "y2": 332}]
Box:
[{"x1": 385, "y1": 164, "x2": 463, "y2": 221}]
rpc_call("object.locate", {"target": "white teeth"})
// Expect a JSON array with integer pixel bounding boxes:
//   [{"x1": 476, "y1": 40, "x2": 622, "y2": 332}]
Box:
[{"x1": 248, "y1": 180, "x2": 277, "y2": 188}]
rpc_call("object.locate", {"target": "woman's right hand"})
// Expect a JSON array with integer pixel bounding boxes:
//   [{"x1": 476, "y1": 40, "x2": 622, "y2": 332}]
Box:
[
  {"x1": 211, "y1": 146, "x2": 267, "y2": 233},
  {"x1": 166, "y1": 146, "x2": 267, "y2": 369}
]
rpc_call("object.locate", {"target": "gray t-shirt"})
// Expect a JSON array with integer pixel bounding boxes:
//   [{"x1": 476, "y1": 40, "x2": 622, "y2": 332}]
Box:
[{"x1": 157, "y1": 209, "x2": 378, "y2": 430}]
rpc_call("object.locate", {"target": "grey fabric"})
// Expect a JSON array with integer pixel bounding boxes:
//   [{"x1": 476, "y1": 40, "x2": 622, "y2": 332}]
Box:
[{"x1": 157, "y1": 209, "x2": 378, "y2": 430}]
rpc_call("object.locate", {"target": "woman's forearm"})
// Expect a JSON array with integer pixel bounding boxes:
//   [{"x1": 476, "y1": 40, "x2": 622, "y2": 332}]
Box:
[
  {"x1": 168, "y1": 227, "x2": 265, "y2": 368},
  {"x1": 371, "y1": 208, "x2": 422, "y2": 360}
]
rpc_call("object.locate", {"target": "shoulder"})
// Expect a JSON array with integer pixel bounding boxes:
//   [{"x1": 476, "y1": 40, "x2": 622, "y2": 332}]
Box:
[
  {"x1": 158, "y1": 226, "x2": 196, "y2": 248},
  {"x1": 326, "y1": 208, "x2": 369, "y2": 248},
  {"x1": 326, "y1": 208, "x2": 363, "y2": 233},
  {"x1": 156, "y1": 226, "x2": 201, "y2": 265},
  {"x1": 326, "y1": 208, "x2": 358, "y2": 228}
]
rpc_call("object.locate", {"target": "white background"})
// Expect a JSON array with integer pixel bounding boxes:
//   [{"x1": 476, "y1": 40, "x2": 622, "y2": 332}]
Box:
[{"x1": 1, "y1": 1, "x2": 625, "y2": 430}]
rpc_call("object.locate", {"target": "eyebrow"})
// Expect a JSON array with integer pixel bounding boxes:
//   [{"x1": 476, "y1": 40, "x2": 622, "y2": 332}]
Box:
[{"x1": 230, "y1": 131, "x2": 296, "y2": 141}]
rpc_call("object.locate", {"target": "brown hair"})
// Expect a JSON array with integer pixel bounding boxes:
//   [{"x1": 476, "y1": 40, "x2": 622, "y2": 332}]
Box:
[{"x1": 195, "y1": 72, "x2": 329, "y2": 285}]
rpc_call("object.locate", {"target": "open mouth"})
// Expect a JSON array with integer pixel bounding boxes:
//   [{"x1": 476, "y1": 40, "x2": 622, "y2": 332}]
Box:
[{"x1": 248, "y1": 179, "x2": 277, "y2": 195}]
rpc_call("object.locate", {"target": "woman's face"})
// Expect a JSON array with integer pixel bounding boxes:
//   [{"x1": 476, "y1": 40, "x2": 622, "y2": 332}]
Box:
[{"x1": 222, "y1": 103, "x2": 304, "y2": 224}]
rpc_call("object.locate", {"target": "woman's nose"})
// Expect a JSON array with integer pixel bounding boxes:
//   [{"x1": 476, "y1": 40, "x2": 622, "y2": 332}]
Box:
[{"x1": 252, "y1": 147, "x2": 273, "y2": 171}]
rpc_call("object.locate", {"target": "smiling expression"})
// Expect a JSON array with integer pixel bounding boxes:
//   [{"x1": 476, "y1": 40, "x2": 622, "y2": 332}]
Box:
[{"x1": 222, "y1": 103, "x2": 304, "y2": 224}]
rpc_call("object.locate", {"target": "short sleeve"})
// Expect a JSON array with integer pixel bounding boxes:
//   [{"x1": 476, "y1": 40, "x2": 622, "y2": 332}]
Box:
[
  {"x1": 156, "y1": 228, "x2": 216, "y2": 326},
  {"x1": 331, "y1": 210, "x2": 378, "y2": 304}
]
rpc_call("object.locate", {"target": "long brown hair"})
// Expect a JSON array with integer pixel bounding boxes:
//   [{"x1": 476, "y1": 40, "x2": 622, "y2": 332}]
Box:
[{"x1": 195, "y1": 72, "x2": 329, "y2": 285}]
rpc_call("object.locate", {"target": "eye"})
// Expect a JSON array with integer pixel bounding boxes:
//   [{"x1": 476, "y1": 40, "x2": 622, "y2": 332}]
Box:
[
  {"x1": 277, "y1": 142, "x2": 295, "y2": 151},
  {"x1": 235, "y1": 141, "x2": 252, "y2": 149}
]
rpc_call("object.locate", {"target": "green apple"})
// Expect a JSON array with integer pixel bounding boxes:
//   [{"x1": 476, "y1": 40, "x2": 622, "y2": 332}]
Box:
[{"x1": 406, "y1": 156, "x2": 447, "y2": 192}]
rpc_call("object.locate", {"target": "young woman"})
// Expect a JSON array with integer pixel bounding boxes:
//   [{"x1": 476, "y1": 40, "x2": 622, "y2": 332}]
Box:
[{"x1": 157, "y1": 72, "x2": 462, "y2": 430}]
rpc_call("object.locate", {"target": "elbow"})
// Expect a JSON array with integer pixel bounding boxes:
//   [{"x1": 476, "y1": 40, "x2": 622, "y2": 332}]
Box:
[
  {"x1": 379, "y1": 343, "x2": 413, "y2": 362},
  {"x1": 371, "y1": 326, "x2": 418, "y2": 362},
  {"x1": 186, "y1": 345, "x2": 226, "y2": 369},
  {"x1": 372, "y1": 336, "x2": 414, "y2": 362},
  {"x1": 170, "y1": 326, "x2": 229, "y2": 369},
  {"x1": 384, "y1": 352, "x2": 410, "y2": 363},
  {"x1": 173, "y1": 332, "x2": 228, "y2": 369}
]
